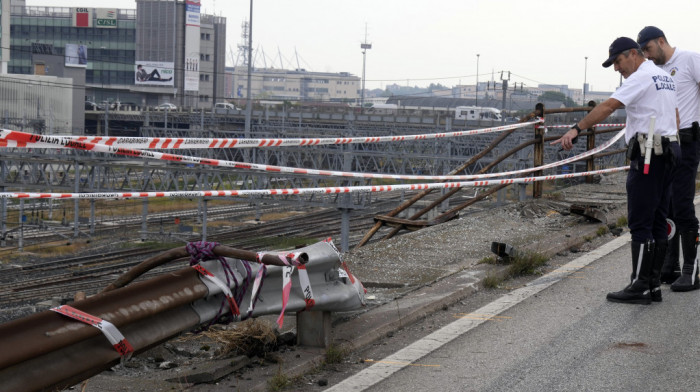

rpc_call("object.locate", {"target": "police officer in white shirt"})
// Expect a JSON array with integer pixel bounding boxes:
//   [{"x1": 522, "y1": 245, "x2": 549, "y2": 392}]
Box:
[
  {"x1": 552, "y1": 37, "x2": 680, "y2": 304},
  {"x1": 637, "y1": 26, "x2": 700, "y2": 292}
]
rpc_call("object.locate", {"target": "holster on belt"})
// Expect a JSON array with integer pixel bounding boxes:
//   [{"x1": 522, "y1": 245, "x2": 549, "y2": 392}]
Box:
[
  {"x1": 627, "y1": 136, "x2": 641, "y2": 160},
  {"x1": 679, "y1": 121, "x2": 700, "y2": 143}
]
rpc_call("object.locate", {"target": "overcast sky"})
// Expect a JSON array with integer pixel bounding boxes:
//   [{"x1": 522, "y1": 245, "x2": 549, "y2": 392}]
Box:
[{"x1": 28, "y1": 0, "x2": 700, "y2": 92}]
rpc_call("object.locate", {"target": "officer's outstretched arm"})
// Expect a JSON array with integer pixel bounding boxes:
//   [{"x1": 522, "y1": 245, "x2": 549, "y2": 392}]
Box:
[{"x1": 578, "y1": 98, "x2": 623, "y2": 129}]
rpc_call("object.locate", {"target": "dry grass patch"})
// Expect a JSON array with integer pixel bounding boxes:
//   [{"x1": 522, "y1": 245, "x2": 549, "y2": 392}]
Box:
[{"x1": 198, "y1": 319, "x2": 278, "y2": 358}]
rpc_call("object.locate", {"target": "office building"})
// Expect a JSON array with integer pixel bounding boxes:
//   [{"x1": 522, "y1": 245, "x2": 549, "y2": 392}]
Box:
[
  {"x1": 228, "y1": 67, "x2": 360, "y2": 103},
  {"x1": 9, "y1": 0, "x2": 225, "y2": 109}
]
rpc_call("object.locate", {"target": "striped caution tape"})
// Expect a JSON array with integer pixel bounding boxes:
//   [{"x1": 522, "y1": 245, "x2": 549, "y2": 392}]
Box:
[
  {"x1": 0, "y1": 165, "x2": 631, "y2": 201},
  {"x1": 192, "y1": 264, "x2": 240, "y2": 317},
  {"x1": 256, "y1": 251, "x2": 315, "y2": 328},
  {"x1": 0, "y1": 120, "x2": 541, "y2": 150},
  {"x1": 0, "y1": 128, "x2": 625, "y2": 183},
  {"x1": 50, "y1": 305, "x2": 134, "y2": 358},
  {"x1": 246, "y1": 260, "x2": 267, "y2": 320},
  {"x1": 537, "y1": 123, "x2": 626, "y2": 129}
]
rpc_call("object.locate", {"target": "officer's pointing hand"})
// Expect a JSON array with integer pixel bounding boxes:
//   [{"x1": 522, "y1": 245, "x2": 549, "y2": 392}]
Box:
[{"x1": 550, "y1": 129, "x2": 578, "y2": 151}]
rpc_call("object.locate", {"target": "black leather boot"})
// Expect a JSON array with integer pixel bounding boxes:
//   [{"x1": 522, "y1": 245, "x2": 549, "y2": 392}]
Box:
[
  {"x1": 660, "y1": 231, "x2": 680, "y2": 283},
  {"x1": 607, "y1": 241, "x2": 653, "y2": 305},
  {"x1": 606, "y1": 241, "x2": 654, "y2": 305},
  {"x1": 650, "y1": 239, "x2": 667, "y2": 302},
  {"x1": 670, "y1": 230, "x2": 700, "y2": 292}
]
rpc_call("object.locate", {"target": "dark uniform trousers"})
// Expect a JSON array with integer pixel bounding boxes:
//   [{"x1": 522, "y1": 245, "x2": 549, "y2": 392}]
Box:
[
  {"x1": 627, "y1": 140, "x2": 681, "y2": 243},
  {"x1": 668, "y1": 127, "x2": 700, "y2": 233}
]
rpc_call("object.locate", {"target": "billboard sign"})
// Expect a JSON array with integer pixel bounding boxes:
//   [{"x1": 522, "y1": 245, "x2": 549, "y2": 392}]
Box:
[
  {"x1": 184, "y1": 56, "x2": 199, "y2": 91},
  {"x1": 72, "y1": 8, "x2": 93, "y2": 28},
  {"x1": 96, "y1": 9, "x2": 118, "y2": 28},
  {"x1": 185, "y1": 0, "x2": 201, "y2": 27},
  {"x1": 65, "y1": 44, "x2": 88, "y2": 68},
  {"x1": 135, "y1": 61, "x2": 174, "y2": 86},
  {"x1": 184, "y1": 0, "x2": 201, "y2": 92}
]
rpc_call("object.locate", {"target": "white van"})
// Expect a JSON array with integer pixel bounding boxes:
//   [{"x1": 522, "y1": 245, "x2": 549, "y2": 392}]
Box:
[{"x1": 214, "y1": 102, "x2": 236, "y2": 110}]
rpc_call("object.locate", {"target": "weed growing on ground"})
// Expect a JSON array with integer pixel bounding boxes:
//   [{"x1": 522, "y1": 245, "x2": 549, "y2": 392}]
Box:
[
  {"x1": 325, "y1": 344, "x2": 348, "y2": 365},
  {"x1": 596, "y1": 226, "x2": 609, "y2": 236},
  {"x1": 507, "y1": 251, "x2": 549, "y2": 277},
  {"x1": 267, "y1": 367, "x2": 291, "y2": 391},
  {"x1": 482, "y1": 274, "x2": 504, "y2": 288},
  {"x1": 616, "y1": 216, "x2": 628, "y2": 228}
]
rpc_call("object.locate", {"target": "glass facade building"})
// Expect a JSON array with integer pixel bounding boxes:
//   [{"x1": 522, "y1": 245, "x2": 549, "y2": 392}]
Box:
[
  {"x1": 9, "y1": 7, "x2": 136, "y2": 86},
  {"x1": 8, "y1": 2, "x2": 225, "y2": 108}
]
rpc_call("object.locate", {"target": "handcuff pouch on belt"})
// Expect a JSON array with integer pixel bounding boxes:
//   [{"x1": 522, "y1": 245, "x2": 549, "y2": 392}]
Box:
[{"x1": 678, "y1": 121, "x2": 700, "y2": 143}]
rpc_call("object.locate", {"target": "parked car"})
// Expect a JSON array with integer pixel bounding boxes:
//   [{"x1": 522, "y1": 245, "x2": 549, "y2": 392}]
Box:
[
  {"x1": 156, "y1": 103, "x2": 177, "y2": 111},
  {"x1": 214, "y1": 102, "x2": 236, "y2": 110}
]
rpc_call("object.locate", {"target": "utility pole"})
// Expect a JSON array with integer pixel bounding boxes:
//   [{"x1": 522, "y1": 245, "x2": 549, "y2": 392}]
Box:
[
  {"x1": 360, "y1": 24, "x2": 371, "y2": 113},
  {"x1": 583, "y1": 56, "x2": 588, "y2": 105},
  {"x1": 500, "y1": 70, "x2": 510, "y2": 124},
  {"x1": 476, "y1": 54, "x2": 480, "y2": 106},
  {"x1": 244, "y1": 0, "x2": 253, "y2": 140}
]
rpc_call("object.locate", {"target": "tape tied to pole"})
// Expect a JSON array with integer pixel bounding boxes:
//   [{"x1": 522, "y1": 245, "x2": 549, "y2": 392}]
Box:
[
  {"x1": 187, "y1": 241, "x2": 251, "y2": 325},
  {"x1": 50, "y1": 305, "x2": 134, "y2": 359},
  {"x1": 192, "y1": 264, "x2": 240, "y2": 317}
]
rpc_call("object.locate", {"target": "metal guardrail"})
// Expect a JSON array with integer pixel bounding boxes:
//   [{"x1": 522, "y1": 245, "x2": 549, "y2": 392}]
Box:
[{"x1": 0, "y1": 240, "x2": 365, "y2": 392}]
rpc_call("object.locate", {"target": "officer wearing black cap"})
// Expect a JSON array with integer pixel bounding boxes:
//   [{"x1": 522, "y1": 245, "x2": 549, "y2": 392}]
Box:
[
  {"x1": 552, "y1": 36, "x2": 680, "y2": 304},
  {"x1": 637, "y1": 26, "x2": 700, "y2": 292}
]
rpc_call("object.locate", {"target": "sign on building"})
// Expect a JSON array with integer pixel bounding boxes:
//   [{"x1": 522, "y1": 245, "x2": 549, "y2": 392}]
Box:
[
  {"x1": 72, "y1": 8, "x2": 93, "y2": 28},
  {"x1": 135, "y1": 61, "x2": 174, "y2": 86},
  {"x1": 96, "y1": 9, "x2": 118, "y2": 28},
  {"x1": 65, "y1": 44, "x2": 88, "y2": 67},
  {"x1": 184, "y1": 0, "x2": 201, "y2": 92}
]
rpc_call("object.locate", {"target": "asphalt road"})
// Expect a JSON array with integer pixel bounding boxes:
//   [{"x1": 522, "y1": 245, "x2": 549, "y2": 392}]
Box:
[{"x1": 326, "y1": 232, "x2": 700, "y2": 392}]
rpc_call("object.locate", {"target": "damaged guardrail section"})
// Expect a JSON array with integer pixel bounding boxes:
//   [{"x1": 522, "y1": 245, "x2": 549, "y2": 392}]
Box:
[{"x1": 0, "y1": 240, "x2": 365, "y2": 392}]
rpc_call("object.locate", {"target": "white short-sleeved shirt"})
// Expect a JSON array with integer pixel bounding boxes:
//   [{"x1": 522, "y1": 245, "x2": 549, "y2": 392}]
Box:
[
  {"x1": 611, "y1": 60, "x2": 678, "y2": 143},
  {"x1": 661, "y1": 48, "x2": 700, "y2": 129}
]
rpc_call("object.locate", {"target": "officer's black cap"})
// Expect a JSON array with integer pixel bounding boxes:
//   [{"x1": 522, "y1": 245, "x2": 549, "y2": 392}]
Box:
[
  {"x1": 637, "y1": 26, "x2": 665, "y2": 48},
  {"x1": 602, "y1": 37, "x2": 640, "y2": 68}
]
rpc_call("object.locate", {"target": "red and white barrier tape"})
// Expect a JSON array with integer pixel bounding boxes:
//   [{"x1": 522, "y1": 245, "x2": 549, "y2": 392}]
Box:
[
  {"x1": 51, "y1": 305, "x2": 134, "y2": 358},
  {"x1": 0, "y1": 166, "x2": 630, "y2": 201},
  {"x1": 0, "y1": 127, "x2": 625, "y2": 183},
  {"x1": 258, "y1": 251, "x2": 315, "y2": 328},
  {"x1": 277, "y1": 266, "x2": 294, "y2": 329},
  {"x1": 0, "y1": 121, "x2": 541, "y2": 150},
  {"x1": 245, "y1": 264, "x2": 267, "y2": 320},
  {"x1": 192, "y1": 264, "x2": 240, "y2": 317},
  {"x1": 537, "y1": 123, "x2": 626, "y2": 129}
]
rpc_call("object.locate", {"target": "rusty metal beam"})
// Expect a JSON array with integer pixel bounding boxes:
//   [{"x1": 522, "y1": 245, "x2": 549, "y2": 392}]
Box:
[
  {"x1": 0, "y1": 306, "x2": 201, "y2": 392},
  {"x1": 103, "y1": 244, "x2": 308, "y2": 292},
  {"x1": 0, "y1": 268, "x2": 207, "y2": 371},
  {"x1": 354, "y1": 110, "x2": 544, "y2": 249}
]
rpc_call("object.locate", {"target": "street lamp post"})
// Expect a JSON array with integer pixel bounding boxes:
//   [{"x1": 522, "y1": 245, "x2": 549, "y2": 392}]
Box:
[
  {"x1": 360, "y1": 25, "x2": 371, "y2": 113},
  {"x1": 244, "y1": 0, "x2": 253, "y2": 140},
  {"x1": 360, "y1": 43, "x2": 371, "y2": 111},
  {"x1": 583, "y1": 56, "x2": 588, "y2": 105},
  {"x1": 476, "y1": 54, "x2": 480, "y2": 106}
]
